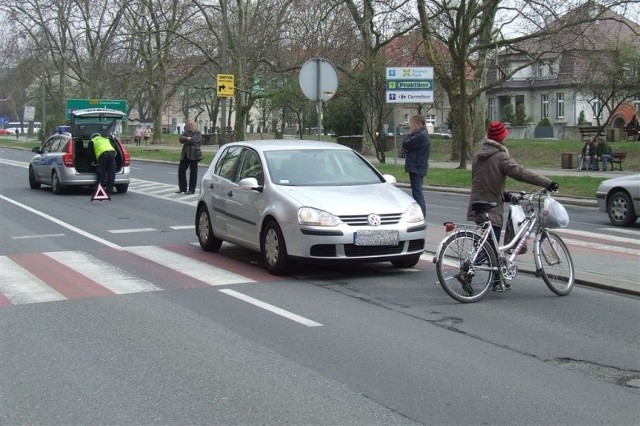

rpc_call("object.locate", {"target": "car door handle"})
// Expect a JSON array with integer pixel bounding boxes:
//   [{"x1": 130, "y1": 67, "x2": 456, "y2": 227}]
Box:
[
  {"x1": 209, "y1": 183, "x2": 214, "y2": 189},
  {"x1": 227, "y1": 191, "x2": 233, "y2": 197}
]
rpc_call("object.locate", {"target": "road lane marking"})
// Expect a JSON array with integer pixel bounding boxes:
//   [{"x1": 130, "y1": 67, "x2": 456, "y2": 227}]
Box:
[
  {"x1": 12, "y1": 233, "x2": 65, "y2": 239},
  {"x1": 556, "y1": 228, "x2": 639, "y2": 245},
  {"x1": 0, "y1": 257, "x2": 66, "y2": 304},
  {"x1": 44, "y1": 251, "x2": 161, "y2": 294},
  {"x1": 127, "y1": 245, "x2": 254, "y2": 286},
  {"x1": 219, "y1": 289, "x2": 323, "y2": 327},
  {"x1": 109, "y1": 228, "x2": 158, "y2": 234},
  {"x1": 170, "y1": 225, "x2": 194, "y2": 230},
  {"x1": 0, "y1": 195, "x2": 123, "y2": 250}
]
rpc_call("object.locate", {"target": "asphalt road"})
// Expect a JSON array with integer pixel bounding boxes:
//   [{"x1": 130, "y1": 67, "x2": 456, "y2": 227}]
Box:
[{"x1": 1, "y1": 147, "x2": 639, "y2": 424}]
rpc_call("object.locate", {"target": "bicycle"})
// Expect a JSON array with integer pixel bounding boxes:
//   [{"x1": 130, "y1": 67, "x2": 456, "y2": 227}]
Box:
[{"x1": 434, "y1": 188, "x2": 575, "y2": 303}]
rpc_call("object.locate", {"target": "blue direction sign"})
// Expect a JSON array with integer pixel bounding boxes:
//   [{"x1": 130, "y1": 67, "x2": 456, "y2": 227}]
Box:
[{"x1": 385, "y1": 67, "x2": 434, "y2": 104}]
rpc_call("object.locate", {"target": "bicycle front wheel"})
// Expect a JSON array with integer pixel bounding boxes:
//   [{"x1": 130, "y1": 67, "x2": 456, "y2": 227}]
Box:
[
  {"x1": 535, "y1": 231, "x2": 575, "y2": 296},
  {"x1": 436, "y1": 231, "x2": 496, "y2": 303}
]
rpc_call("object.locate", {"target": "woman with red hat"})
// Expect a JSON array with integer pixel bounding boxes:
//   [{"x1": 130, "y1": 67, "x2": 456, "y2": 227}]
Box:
[{"x1": 466, "y1": 121, "x2": 558, "y2": 291}]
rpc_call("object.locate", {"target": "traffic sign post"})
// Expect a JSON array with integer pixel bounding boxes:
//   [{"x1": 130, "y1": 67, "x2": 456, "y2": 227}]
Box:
[
  {"x1": 299, "y1": 58, "x2": 339, "y2": 139},
  {"x1": 385, "y1": 67, "x2": 434, "y2": 104},
  {"x1": 217, "y1": 74, "x2": 235, "y2": 98}
]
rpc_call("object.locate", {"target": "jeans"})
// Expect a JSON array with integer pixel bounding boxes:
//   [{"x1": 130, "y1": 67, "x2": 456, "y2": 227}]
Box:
[
  {"x1": 178, "y1": 158, "x2": 199, "y2": 192},
  {"x1": 409, "y1": 172, "x2": 426, "y2": 217},
  {"x1": 592, "y1": 154, "x2": 613, "y2": 171}
]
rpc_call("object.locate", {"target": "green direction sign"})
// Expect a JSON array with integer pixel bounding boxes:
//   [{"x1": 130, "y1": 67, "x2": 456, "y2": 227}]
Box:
[
  {"x1": 66, "y1": 99, "x2": 128, "y2": 120},
  {"x1": 386, "y1": 80, "x2": 433, "y2": 90}
]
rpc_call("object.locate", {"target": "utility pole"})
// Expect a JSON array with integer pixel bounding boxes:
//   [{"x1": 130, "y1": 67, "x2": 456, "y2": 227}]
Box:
[{"x1": 220, "y1": 0, "x2": 229, "y2": 145}]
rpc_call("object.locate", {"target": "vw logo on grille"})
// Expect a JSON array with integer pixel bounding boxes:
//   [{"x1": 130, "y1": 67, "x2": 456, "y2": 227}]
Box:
[{"x1": 367, "y1": 214, "x2": 382, "y2": 226}]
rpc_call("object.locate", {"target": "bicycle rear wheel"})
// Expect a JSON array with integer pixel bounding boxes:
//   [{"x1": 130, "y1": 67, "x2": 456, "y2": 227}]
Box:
[
  {"x1": 436, "y1": 231, "x2": 496, "y2": 303},
  {"x1": 535, "y1": 231, "x2": 575, "y2": 296}
]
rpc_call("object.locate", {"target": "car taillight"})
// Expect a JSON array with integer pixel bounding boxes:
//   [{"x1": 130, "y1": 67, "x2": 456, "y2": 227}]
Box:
[
  {"x1": 120, "y1": 143, "x2": 131, "y2": 166},
  {"x1": 63, "y1": 142, "x2": 74, "y2": 167}
]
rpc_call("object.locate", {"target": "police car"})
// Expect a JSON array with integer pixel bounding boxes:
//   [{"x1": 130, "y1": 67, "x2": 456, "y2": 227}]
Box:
[{"x1": 28, "y1": 109, "x2": 131, "y2": 194}]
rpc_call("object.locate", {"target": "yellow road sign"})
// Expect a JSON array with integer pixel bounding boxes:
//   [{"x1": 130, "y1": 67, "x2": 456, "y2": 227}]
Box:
[{"x1": 217, "y1": 74, "x2": 235, "y2": 97}]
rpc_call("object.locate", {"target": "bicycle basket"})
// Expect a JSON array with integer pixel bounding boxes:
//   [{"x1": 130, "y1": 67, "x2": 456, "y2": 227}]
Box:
[{"x1": 539, "y1": 196, "x2": 569, "y2": 228}]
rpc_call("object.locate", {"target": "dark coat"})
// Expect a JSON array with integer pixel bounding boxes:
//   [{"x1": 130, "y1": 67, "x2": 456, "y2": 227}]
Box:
[
  {"x1": 467, "y1": 139, "x2": 552, "y2": 227},
  {"x1": 179, "y1": 128, "x2": 203, "y2": 161},
  {"x1": 402, "y1": 127, "x2": 430, "y2": 176}
]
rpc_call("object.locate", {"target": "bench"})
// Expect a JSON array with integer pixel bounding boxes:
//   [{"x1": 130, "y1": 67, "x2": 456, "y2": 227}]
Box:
[
  {"x1": 578, "y1": 126, "x2": 604, "y2": 141},
  {"x1": 624, "y1": 125, "x2": 640, "y2": 141},
  {"x1": 610, "y1": 152, "x2": 626, "y2": 171}
]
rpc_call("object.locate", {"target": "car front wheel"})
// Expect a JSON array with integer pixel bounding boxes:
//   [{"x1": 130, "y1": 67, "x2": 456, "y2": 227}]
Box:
[
  {"x1": 197, "y1": 205, "x2": 222, "y2": 251},
  {"x1": 261, "y1": 220, "x2": 290, "y2": 275},
  {"x1": 607, "y1": 190, "x2": 637, "y2": 227},
  {"x1": 29, "y1": 166, "x2": 41, "y2": 189}
]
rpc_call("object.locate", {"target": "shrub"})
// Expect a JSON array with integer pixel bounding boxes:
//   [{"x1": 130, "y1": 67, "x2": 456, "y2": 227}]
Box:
[{"x1": 538, "y1": 117, "x2": 552, "y2": 127}]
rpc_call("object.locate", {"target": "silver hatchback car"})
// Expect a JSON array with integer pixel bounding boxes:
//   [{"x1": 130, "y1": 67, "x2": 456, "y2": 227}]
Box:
[
  {"x1": 28, "y1": 108, "x2": 131, "y2": 194},
  {"x1": 195, "y1": 140, "x2": 426, "y2": 275}
]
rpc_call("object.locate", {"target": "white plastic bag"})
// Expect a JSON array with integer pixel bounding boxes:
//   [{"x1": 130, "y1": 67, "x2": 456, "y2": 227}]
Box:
[{"x1": 540, "y1": 197, "x2": 569, "y2": 228}]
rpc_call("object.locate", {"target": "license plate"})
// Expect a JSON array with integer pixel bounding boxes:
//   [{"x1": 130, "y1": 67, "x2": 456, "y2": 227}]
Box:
[{"x1": 354, "y1": 229, "x2": 399, "y2": 246}]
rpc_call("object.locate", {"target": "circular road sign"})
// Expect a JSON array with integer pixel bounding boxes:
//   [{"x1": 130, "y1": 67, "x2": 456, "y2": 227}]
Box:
[{"x1": 299, "y1": 58, "x2": 338, "y2": 102}]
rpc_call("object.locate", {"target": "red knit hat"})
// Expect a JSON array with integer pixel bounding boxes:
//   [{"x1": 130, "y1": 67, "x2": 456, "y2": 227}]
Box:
[{"x1": 487, "y1": 121, "x2": 509, "y2": 142}]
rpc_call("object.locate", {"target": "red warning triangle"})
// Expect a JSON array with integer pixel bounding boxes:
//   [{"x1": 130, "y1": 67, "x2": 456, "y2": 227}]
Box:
[{"x1": 92, "y1": 183, "x2": 111, "y2": 201}]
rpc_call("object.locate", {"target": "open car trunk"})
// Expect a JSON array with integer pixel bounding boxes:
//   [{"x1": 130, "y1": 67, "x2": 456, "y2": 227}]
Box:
[{"x1": 73, "y1": 137, "x2": 125, "y2": 173}]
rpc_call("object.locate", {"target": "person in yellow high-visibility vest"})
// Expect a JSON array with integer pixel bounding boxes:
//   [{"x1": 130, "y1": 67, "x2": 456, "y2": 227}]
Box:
[{"x1": 91, "y1": 133, "x2": 116, "y2": 194}]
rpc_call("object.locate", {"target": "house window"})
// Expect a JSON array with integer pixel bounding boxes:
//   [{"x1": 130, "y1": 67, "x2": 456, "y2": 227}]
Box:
[
  {"x1": 633, "y1": 96, "x2": 640, "y2": 113},
  {"x1": 425, "y1": 115, "x2": 435, "y2": 125},
  {"x1": 541, "y1": 94, "x2": 549, "y2": 119},
  {"x1": 556, "y1": 93, "x2": 564, "y2": 119},
  {"x1": 488, "y1": 98, "x2": 495, "y2": 121},
  {"x1": 537, "y1": 62, "x2": 545, "y2": 78},
  {"x1": 548, "y1": 60, "x2": 556, "y2": 77}
]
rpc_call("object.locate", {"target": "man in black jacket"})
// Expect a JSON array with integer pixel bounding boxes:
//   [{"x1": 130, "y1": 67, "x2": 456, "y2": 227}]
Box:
[
  {"x1": 402, "y1": 115, "x2": 431, "y2": 217},
  {"x1": 175, "y1": 118, "x2": 202, "y2": 194}
]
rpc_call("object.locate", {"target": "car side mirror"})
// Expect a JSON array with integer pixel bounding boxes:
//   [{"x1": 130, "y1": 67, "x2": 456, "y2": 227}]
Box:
[
  {"x1": 382, "y1": 174, "x2": 397, "y2": 184},
  {"x1": 31, "y1": 147, "x2": 42, "y2": 154},
  {"x1": 239, "y1": 177, "x2": 262, "y2": 191}
]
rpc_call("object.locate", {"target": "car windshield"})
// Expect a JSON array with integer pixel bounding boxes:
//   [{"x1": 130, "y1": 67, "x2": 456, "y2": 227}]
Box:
[{"x1": 265, "y1": 149, "x2": 383, "y2": 186}]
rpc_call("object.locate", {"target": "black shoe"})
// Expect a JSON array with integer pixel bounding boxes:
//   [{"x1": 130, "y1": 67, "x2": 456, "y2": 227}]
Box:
[
  {"x1": 186, "y1": 191, "x2": 195, "y2": 195},
  {"x1": 175, "y1": 190, "x2": 185, "y2": 194},
  {"x1": 492, "y1": 281, "x2": 511, "y2": 292}
]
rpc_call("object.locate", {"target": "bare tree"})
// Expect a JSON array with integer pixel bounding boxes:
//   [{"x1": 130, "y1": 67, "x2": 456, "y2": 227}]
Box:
[{"x1": 415, "y1": 0, "x2": 640, "y2": 168}]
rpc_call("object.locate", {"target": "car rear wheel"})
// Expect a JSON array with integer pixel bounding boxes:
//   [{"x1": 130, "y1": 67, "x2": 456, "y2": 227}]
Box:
[
  {"x1": 391, "y1": 253, "x2": 421, "y2": 268},
  {"x1": 197, "y1": 205, "x2": 222, "y2": 252},
  {"x1": 262, "y1": 220, "x2": 290, "y2": 275},
  {"x1": 29, "y1": 166, "x2": 41, "y2": 189},
  {"x1": 607, "y1": 190, "x2": 637, "y2": 227},
  {"x1": 115, "y1": 183, "x2": 129, "y2": 193},
  {"x1": 51, "y1": 171, "x2": 64, "y2": 194}
]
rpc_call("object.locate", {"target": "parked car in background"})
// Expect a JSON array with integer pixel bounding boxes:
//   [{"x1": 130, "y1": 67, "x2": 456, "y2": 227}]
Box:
[
  {"x1": 595, "y1": 174, "x2": 640, "y2": 226},
  {"x1": 195, "y1": 140, "x2": 426, "y2": 275},
  {"x1": 28, "y1": 109, "x2": 130, "y2": 194}
]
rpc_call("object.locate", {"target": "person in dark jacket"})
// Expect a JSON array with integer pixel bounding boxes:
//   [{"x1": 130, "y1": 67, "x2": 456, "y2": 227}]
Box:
[
  {"x1": 176, "y1": 118, "x2": 202, "y2": 194},
  {"x1": 467, "y1": 121, "x2": 558, "y2": 291},
  {"x1": 402, "y1": 115, "x2": 431, "y2": 217}
]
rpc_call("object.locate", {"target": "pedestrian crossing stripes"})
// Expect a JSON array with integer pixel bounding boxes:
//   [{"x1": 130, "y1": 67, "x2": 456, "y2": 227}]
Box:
[{"x1": 0, "y1": 245, "x2": 276, "y2": 309}]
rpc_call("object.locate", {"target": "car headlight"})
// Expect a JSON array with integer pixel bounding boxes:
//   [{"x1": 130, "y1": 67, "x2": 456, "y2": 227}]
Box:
[
  {"x1": 402, "y1": 203, "x2": 424, "y2": 223},
  {"x1": 298, "y1": 207, "x2": 340, "y2": 226}
]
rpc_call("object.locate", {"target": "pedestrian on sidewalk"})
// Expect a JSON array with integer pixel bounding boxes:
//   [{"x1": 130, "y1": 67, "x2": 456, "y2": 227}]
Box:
[
  {"x1": 402, "y1": 115, "x2": 431, "y2": 217},
  {"x1": 175, "y1": 118, "x2": 202, "y2": 194}
]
